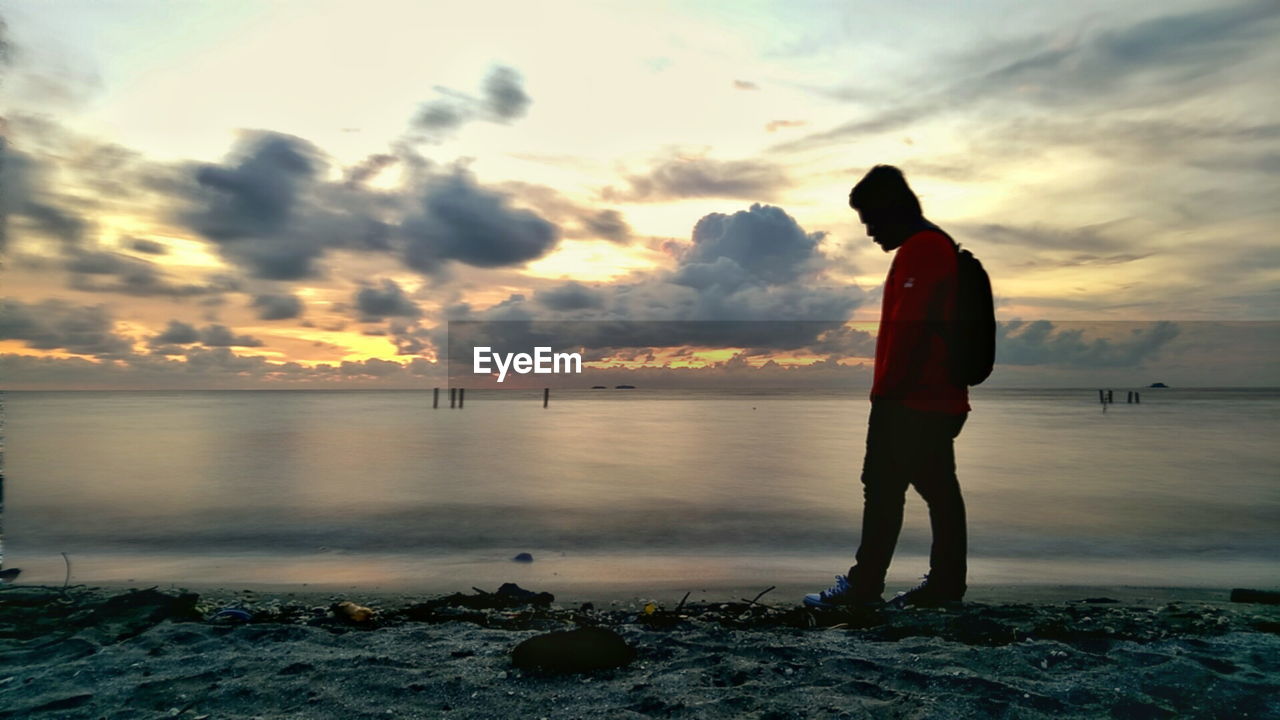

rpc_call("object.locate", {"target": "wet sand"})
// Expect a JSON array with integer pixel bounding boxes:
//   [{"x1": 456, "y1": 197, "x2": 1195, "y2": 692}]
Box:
[{"x1": 2, "y1": 583, "x2": 1277, "y2": 719}]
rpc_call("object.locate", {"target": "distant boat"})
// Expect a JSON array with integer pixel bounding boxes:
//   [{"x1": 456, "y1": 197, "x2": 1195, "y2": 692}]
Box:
[
  {"x1": 1149, "y1": 382, "x2": 1169, "y2": 388},
  {"x1": 615, "y1": 384, "x2": 636, "y2": 389},
  {"x1": 591, "y1": 386, "x2": 607, "y2": 389}
]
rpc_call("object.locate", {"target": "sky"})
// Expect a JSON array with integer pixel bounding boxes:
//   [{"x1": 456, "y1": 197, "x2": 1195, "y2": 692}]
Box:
[{"x1": 1, "y1": 0, "x2": 1278, "y2": 389}]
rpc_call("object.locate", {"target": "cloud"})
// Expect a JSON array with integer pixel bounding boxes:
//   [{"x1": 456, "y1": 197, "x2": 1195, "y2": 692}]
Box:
[
  {"x1": 0, "y1": 351, "x2": 446, "y2": 389},
  {"x1": 777, "y1": 2, "x2": 1280, "y2": 151},
  {"x1": 580, "y1": 209, "x2": 631, "y2": 243},
  {"x1": 765, "y1": 120, "x2": 806, "y2": 133},
  {"x1": 415, "y1": 101, "x2": 468, "y2": 133},
  {"x1": 251, "y1": 293, "x2": 303, "y2": 320},
  {"x1": 604, "y1": 155, "x2": 788, "y2": 202},
  {"x1": 63, "y1": 249, "x2": 237, "y2": 297},
  {"x1": 450, "y1": 203, "x2": 863, "y2": 355},
  {"x1": 146, "y1": 320, "x2": 262, "y2": 349},
  {"x1": 342, "y1": 153, "x2": 397, "y2": 188},
  {"x1": 0, "y1": 298, "x2": 133, "y2": 357},
  {"x1": 183, "y1": 131, "x2": 327, "y2": 279},
  {"x1": 411, "y1": 65, "x2": 531, "y2": 138},
  {"x1": 198, "y1": 324, "x2": 263, "y2": 347},
  {"x1": 354, "y1": 279, "x2": 421, "y2": 320},
  {"x1": 128, "y1": 238, "x2": 168, "y2": 255},
  {"x1": 733, "y1": 80, "x2": 759, "y2": 90},
  {"x1": 401, "y1": 170, "x2": 559, "y2": 272},
  {"x1": 482, "y1": 66, "x2": 531, "y2": 121},
  {"x1": 153, "y1": 320, "x2": 199, "y2": 344},
  {"x1": 498, "y1": 182, "x2": 631, "y2": 243},
  {"x1": 535, "y1": 282, "x2": 604, "y2": 311},
  {"x1": 997, "y1": 320, "x2": 1180, "y2": 368},
  {"x1": 683, "y1": 203, "x2": 825, "y2": 285}
]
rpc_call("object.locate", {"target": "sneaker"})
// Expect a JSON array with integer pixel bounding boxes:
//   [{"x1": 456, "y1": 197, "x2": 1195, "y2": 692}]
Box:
[
  {"x1": 889, "y1": 575, "x2": 965, "y2": 608},
  {"x1": 803, "y1": 575, "x2": 884, "y2": 609}
]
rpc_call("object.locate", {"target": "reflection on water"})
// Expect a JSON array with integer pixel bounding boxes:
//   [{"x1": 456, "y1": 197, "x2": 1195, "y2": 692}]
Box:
[{"x1": 4, "y1": 389, "x2": 1279, "y2": 589}]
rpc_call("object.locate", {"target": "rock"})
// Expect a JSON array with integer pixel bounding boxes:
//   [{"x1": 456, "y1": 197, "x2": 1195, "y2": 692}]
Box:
[
  {"x1": 209, "y1": 608, "x2": 252, "y2": 623},
  {"x1": 511, "y1": 627, "x2": 635, "y2": 673},
  {"x1": 512, "y1": 552, "x2": 534, "y2": 563},
  {"x1": 333, "y1": 601, "x2": 376, "y2": 622},
  {"x1": 1230, "y1": 589, "x2": 1280, "y2": 605},
  {"x1": 1149, "y1": 382, "x2": 1169, "y2": 388},
  {"x1": 495, "y1": 583, "x2": 553, "y2": 605}
]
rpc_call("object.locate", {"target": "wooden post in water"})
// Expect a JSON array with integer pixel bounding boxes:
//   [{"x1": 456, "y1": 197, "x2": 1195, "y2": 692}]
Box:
[
  {"x1": 543, "y1": 388, "x2": 550, "y2": 408},
  {"x1": 1098, "y1": 389, "x2": 1105, "y2": 404},
  {"x1": 1127, "y1": 391, "x2": 1133, "y2": 404},
  {"x1": 1135, "y1": 392, "x2": 1140, "y2": 404},
  {"x1": 1107, "y1": 389, "x2": 1114, "y2": 404},
  {"x1": 433, "y1": 387, "x2": 439, "y2": 409},
  {"x1": 458, "y1": 388, "x2": 465, "y2": 409},
  {"x1": 450, "y1": 388, "x2": 456, "y2": 408}
]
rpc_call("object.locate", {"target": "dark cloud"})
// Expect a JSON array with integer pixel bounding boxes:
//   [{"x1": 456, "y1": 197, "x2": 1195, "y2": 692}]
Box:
[
  {"x1": 20, "y1": 201, "x2": 86, "y2": 248},
  {"x1": 0, "y1": 298, "x2": 133, "y2": 356},
  {"x1": 535, "y1": 282, "x2": 604, "y2": 311},
  {"x1": 128, "y1": 238, "x2": 168, "y2": 255},
  {"x1": 683, "y1": 203, "x2": 824, "y2": 285},
  {"x1": 482, "y1": 66, "x2": 531, "y2": 121},
  {"x1": 199, "y1": 324, "x2": 263, "y2": 347},
  {"x1": 183, "y1": 132, "x2": 326, "y2": 279},
  {"x1": 65, "y1": 250, "x2": 238, "y2": 297},
  {"x1": 354, "y1": 279, "x2": 421, "y2": 320},
  {"x1": 415, "y1": 102, "x2": 468, "y2": 132},
  {"x1": 147, "y1": 320, "x2": 261, "y2": 349},
  {"x1": 343, "y1": 153, "x2": 397, "y2": 187},
  {"x1": 251, "y1": 293, "x2": 303, "y2": 320},
  {"x1": 401, "y1": 170, "x2": 559, "y2": 272},
  {"x1": 581, "y1": 209, "x2": 631, "y2": 243},
  {"x1": 411, "y1": 65, "x2": 531, "y2": 138},
  {"x1": 998, "y1": 320, "x2": 1180, "y2": 368},
  {"x1": 154, "y1": 320, "x2": 199, "y2": 345},
  {"x1": 604, "y1": 156, "x2": 788, "y2": 202}
]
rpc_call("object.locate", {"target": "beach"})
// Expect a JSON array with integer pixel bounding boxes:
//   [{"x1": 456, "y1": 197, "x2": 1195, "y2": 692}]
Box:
[{"x1": 2, "y1": 583, "x2": 1278, "y2": 719}]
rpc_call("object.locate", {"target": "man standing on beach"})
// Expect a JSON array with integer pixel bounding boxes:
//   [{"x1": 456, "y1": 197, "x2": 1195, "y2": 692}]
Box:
[{"x1": 806, "y1": 165, "x2": 971, "y2": 609}]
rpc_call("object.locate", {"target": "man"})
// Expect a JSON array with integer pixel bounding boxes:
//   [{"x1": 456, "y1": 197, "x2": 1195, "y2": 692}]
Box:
[{"x1": 806, "y1": 165, "x2": 970, "y2": 609}]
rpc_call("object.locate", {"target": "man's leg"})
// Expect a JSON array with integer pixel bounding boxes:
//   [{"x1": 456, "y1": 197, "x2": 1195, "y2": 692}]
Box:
[
  {"x1": 847, "y1": 401, "x2": 912, "y2": 597},
  {"x1": 908, "y1": 410, "x2": 968, "y2": 593}
]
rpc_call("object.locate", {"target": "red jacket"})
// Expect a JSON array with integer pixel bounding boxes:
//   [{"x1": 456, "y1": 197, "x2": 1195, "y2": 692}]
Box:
[{"x1": 870, "y1": 228, "x2": 970, "y2": 415}]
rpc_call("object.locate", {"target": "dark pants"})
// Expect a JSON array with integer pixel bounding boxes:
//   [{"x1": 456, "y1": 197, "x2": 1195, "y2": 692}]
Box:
[{"x1": 848, "y1": 400, "x2": 968, "y2": 596}]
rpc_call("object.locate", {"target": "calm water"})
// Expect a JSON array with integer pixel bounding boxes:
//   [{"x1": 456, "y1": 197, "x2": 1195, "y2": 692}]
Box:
[{"x1": 3, "y1": 388, "x2": 1278, "y2": 593}]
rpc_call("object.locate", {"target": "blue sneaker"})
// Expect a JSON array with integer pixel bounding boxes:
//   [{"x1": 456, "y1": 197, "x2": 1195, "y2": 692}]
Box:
[
  {"x1": 889, "y1": 575, "x2": 965, "y2": 608},
  {"x1": 803, "y1": 575, "x2": 884, "y2": 609}
]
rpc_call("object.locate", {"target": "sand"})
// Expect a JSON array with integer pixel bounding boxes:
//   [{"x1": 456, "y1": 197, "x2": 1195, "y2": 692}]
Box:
[{"x1": 2, "y1": 583, "x2": 1278, "y2": 719}]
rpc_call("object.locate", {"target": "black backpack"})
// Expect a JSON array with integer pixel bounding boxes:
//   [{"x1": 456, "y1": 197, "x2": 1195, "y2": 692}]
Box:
[
  {"x1": 949, "y1": 243, "x2": 996, "y2": 386},
  {"x1": 924, "y1": 223, "x2": 996, "y2": 386}
]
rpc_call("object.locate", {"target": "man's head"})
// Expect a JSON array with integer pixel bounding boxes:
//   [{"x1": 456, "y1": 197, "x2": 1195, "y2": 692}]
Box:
[{"x1": 848, "y1": 165, "x2": 923, "y2": 252}]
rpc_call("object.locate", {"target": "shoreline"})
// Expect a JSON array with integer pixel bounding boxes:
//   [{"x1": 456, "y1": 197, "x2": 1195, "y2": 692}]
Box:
[{"x1": 3, "y1": 582, "x2": 1277, "y2": 718}]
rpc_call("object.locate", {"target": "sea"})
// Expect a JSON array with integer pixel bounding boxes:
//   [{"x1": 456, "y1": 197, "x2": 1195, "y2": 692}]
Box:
[{"x1": 2, "y1": 388, "x2": 1277, "y2": 597}]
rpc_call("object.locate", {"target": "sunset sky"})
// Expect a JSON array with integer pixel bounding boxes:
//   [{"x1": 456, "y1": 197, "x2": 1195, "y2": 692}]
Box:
[{"x1": 1, "y1": 1, "x2": 1277, "y2": 388}]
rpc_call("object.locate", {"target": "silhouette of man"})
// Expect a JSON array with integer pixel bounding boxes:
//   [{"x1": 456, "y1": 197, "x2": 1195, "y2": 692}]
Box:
[{"x1": 806, "y1": 165, "x2": 970, "y2": 609}]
